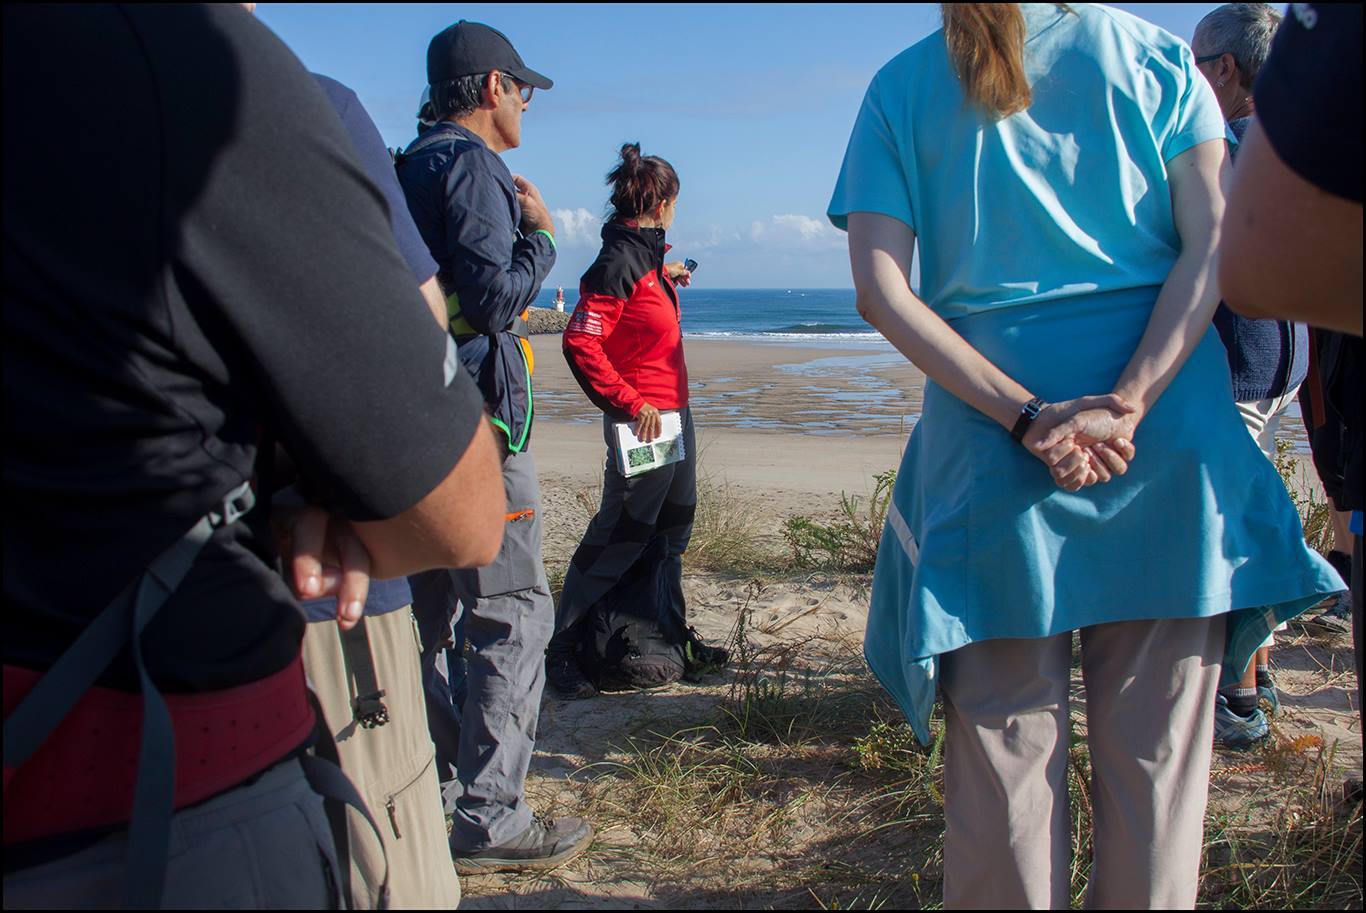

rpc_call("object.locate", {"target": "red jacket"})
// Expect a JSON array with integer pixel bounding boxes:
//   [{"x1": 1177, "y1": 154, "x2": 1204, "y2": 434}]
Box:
[{"x1": 563, "y1": 222, "x2": 688, "y2": 420}]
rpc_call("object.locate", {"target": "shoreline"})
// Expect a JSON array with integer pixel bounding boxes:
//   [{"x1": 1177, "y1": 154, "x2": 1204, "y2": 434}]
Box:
[
  {"x1": 527, "y1": 333, "x2": 1322, "y2": 502},
  {"x1": 530, "y1": 335, "x2": 926, "y2": 439}
]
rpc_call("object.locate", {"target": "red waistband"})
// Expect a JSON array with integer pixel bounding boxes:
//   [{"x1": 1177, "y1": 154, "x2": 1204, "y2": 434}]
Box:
[{"x1": 3, "y1": 657, "x2": 315, "y2": 845}]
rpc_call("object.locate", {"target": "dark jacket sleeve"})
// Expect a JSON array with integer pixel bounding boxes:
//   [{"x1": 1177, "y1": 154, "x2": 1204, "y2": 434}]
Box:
[{"x1": 442, "y1": 151, "x2": 556, "y2": 334}]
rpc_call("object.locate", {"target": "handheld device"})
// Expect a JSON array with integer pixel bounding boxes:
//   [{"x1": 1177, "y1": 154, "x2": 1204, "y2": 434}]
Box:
[{"x1": 683, "y1": 258, "x2": 699, "y2": 273}]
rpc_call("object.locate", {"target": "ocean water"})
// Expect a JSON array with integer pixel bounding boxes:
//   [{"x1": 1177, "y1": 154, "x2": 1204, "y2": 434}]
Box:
[{"x1": 535, "y1": 287, "x2": 884, "y2": 343}]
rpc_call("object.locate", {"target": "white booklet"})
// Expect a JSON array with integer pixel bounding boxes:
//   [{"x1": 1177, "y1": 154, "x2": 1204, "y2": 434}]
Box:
[{"x1": 613, "y1": 410, "x2": 686, "y2": 478}]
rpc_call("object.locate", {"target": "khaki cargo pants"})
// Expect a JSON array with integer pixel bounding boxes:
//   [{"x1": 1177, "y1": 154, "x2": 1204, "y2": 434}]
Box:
[{"x1": 303, "y1": 607, "x2": 460, "y2": 909}]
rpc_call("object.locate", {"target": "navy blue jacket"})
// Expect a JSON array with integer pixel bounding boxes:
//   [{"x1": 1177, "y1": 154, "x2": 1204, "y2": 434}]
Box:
[
  {"x1": 396, "y1": 122, "x2": 555, "y2": 452},
  {"x1": 1212, "y1": 117, "x2": 1308, "y2": 401}
]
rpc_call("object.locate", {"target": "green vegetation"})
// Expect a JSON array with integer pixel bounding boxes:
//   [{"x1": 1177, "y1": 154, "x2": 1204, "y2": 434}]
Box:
[
  {"x1": 783, "y1": 470, "x2": 896, "y2": 572},
  {"x1": 547, "y1": 611, "x2": 1361, "y2": 908},
  {"x1": 518, "y1": 443, "x2": 1360, "y2": 909},
  {"x1": 1274, "y1": 438, "x2": 1336, "y2": 556},
  {"x1": 569, "y1": 472, "x2": 788, "y2": 577}
]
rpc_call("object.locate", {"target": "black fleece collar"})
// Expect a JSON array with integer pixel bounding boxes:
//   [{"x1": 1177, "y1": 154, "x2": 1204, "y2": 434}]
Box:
[{"x1": 601, "y1": 220, "x2": 668, "y2": 265}]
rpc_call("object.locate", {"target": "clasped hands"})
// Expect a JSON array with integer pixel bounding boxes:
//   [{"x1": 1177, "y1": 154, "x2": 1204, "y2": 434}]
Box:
[
  {"x1": 272, "y1": 505, "x2": 371, "y2": 630},
  {"x1": 1019, "y1": 395, "x2": 1141, "y2": 493}
]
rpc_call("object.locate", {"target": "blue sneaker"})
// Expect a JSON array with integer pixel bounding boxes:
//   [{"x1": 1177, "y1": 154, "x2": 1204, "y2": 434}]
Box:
[
  {"x1": 1214, "y1": 693, "x2": 1269, "y2": 751},
  {"x1": 1256, "y1": 674, "x2": 1280, "y2": 718}
]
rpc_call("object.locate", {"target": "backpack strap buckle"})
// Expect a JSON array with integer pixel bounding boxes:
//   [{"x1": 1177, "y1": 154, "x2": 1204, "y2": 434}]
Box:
[
  {"x1": 353, "y1": 692, "x2": 389, "y2": 729},
  {"x1": 208, "y1": 481, "x2": 256, "y2": 528}
]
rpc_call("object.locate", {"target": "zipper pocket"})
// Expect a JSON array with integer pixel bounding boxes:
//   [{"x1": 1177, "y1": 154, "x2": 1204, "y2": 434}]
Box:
[{"x1": 382, "y1": 753, "x2": 437, "y2": 841}]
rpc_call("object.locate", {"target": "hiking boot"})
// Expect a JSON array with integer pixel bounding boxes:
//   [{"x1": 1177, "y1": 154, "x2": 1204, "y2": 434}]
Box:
[
  {"x1": 682, "y1": 626, "x2": 729, "y2": 677},
  {"x1": 546, "y1": 650, "x2": 598, "y2": 700},
  {"x1": 452, "y1": 815, "x2": 594, "y2": 875},
  {"x1": 1298, "y1": 591, "x2": 1353, "y2": 636},
  {"x1": 1214, "y1": 693, "x2": 1269, "y2": 751}
]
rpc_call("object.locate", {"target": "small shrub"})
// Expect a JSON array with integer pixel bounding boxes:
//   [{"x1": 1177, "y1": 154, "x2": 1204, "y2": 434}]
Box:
[
  {"x1": 1274, "y1": 439, "x2": 1335, "y2": 556},
  {"x1": 784, "y1": 470, "x2": 897, "y2": 572}
]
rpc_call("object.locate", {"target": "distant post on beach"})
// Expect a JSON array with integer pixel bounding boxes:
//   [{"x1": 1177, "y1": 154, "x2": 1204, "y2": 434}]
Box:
[{"x1": 555, "y1": 286, "x2": 565, "y2": 312}]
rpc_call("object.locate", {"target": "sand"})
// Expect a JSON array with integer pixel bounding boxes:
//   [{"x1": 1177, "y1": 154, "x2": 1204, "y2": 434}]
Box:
[{"x1": 457, "y1": 334, "x2": 1361, "y2": 908}]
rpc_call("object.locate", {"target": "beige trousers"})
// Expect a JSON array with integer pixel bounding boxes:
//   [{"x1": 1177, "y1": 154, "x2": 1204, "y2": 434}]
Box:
[
  {"x1": 303, "y1": 607, "x2": 460, "y2": 910},
  {"x1": 940, "y1": 614, "x2": 1225, "y2": 910}
]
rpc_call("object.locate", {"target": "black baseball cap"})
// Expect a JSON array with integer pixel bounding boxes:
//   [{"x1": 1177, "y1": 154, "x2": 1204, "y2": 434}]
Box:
[{"x1": 427, "y1": 21, "x2": 553, "y2": 90}]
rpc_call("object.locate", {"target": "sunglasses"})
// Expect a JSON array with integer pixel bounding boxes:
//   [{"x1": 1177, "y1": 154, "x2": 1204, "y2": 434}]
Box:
[
  {"x1": 495, "y1": 73, "x2": 533, "y2": 104},
  {"x1": 1195, "y1": 53, "x2": 1225, "y2": 65}
]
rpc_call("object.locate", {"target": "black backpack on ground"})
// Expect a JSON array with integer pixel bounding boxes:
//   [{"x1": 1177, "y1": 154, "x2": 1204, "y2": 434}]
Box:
[{"x1": 576, "y1": 534, "x2": 689, "y2": 690}]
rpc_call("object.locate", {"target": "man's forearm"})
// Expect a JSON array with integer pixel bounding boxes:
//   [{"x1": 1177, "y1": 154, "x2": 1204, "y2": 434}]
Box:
[
  {"x1": 454, "y1": 235, "x2": 555, "y2": 334},
  {"x1": 418, "y1": 275, "x2": 448, "y2": 329}
]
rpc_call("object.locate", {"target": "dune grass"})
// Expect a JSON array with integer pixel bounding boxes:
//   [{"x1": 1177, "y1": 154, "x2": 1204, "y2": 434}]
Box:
[
  {"x1": 547, "y1": 604, "x2": 1361, "y2": 909},
  {"x1": 525, "y1": 451, "x2": 1359, "y2": 908}
]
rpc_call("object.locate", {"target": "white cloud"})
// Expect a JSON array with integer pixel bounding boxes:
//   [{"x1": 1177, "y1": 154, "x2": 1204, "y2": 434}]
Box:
[
  {"x1": 748, "y1": 214, "x2": 844, "y2": 249},
  {"x1": 551, "y1": 207, "x2": 602, "y2": 246},
  {"x1": 674, "y1": 224, "x2": 742, "y2": 252}
]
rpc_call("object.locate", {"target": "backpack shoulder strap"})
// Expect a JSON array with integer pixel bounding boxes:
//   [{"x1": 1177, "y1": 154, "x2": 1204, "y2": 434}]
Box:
[{"x1": 393, "y1": 127, "x2": 473, "y2": 168}]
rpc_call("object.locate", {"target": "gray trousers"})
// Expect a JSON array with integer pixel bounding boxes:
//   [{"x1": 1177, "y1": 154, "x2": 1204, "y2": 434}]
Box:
[
  {"x1": 411, "y1": 445, "x2": 553, "y2": 852},
  {"x1": 2, "y1": 759, "x2": 339, "y2": 909},
  {"x1": 940, "y1": 615, "x2": 1225, "y2": 910}
]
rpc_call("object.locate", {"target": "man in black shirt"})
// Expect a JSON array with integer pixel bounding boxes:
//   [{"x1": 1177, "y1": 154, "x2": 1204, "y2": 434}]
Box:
[
  {"x1": 1220, "y1": 1, "x2": 1363, "y2": 794},
  {"x1": 3, "y1": 4, "x2": 503, "y2": 905}
]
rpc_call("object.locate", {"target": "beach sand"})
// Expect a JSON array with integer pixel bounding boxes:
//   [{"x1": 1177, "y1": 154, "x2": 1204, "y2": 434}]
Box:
[{"x1": 458, "y1": 334, "x2": 1361, "y2": 908}]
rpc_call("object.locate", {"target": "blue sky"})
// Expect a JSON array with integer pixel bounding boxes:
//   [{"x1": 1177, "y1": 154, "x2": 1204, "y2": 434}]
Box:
[{"x1": 258, "y1": 3, "x2": 1222, "y2": 289}]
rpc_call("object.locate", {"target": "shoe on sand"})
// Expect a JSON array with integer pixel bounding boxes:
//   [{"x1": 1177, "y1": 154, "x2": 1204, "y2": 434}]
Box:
[
  {"x1": 1214, "y1": 693, "x2": 1269, "y2": 751},
  {"x1": 1297, "y1": 591, "x2": 1352, "y2": 636},
  {"x1": 1256, "y1": 680, "x2": 1280, "y2": 718},
  {"x1": 546, "y1": 650, "x2": 598, "y2": 700},
  {"x1": 453, "y1": 816, "x2": 593, "y2": 875},
  {"x1": 682, "y1": 627, "x2": 729, "y2": 677}
]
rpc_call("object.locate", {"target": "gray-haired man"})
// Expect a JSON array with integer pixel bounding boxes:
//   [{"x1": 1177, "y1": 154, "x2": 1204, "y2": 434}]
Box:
[{"x1": 397, "y1": 20, "x2": 593, "y2": 873}]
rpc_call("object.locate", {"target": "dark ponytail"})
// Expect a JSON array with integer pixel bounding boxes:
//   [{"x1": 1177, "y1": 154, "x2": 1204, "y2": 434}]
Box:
[{"x1": 606, "y1": 142, "x2": 680, "y2": 222}]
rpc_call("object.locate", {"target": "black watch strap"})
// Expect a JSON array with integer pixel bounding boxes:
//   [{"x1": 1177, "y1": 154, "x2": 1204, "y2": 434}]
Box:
[{"x1": 1011, "y1": 396, "x2": 1047, "y2": 443}]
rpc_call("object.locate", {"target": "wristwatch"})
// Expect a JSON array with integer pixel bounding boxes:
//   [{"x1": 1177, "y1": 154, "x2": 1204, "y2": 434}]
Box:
[{"x1": 1010, "y1": 396, "x2": 1047, "y2": 443}]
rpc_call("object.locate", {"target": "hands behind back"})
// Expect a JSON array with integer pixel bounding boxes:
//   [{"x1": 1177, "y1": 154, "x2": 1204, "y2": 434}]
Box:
[
  {"x1": 273, "y1": 505, "x2": 372, "y2": 630},
  {"x1": 1022, "y1": 395, "x2": 1140, "y2": 492}
]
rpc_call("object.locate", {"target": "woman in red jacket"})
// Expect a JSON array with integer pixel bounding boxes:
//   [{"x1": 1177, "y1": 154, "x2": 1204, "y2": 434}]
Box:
[{"x1": 547, "y1": 143, "x2": 727, "y2": 698}]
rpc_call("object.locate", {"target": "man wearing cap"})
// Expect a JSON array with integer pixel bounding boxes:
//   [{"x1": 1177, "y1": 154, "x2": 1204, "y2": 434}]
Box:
[{"x1": 396, "y1": 20, "x2": 593, "y2": 874}]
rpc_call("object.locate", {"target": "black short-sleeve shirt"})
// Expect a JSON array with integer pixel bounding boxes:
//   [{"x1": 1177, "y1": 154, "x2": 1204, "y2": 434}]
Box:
[
  {"x1": 1254, "y1": 3, "x2": 1363, "y2": 202},
  {"x1": 2, "y1": 4, "x2": 486, "y2": 692}
]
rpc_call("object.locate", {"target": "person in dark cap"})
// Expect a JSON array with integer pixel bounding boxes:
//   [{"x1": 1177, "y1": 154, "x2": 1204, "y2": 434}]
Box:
[{"x1": 396, "y1": 20, "x2": 594, "y2": 875}]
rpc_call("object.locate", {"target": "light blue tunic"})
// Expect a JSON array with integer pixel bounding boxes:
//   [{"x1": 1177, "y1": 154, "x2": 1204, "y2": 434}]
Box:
[
  {"x1": 827, "y1": 4, "x2": 1342, "y2": 744},
  {"x1": 830, "y1": 3, "x2": 1232, "y2": 318}
]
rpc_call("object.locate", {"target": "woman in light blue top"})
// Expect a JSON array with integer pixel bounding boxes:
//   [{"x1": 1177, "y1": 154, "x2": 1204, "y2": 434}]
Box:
[{"x1": 829, "y1": 4, "x2": 1341, "y2": 908}]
